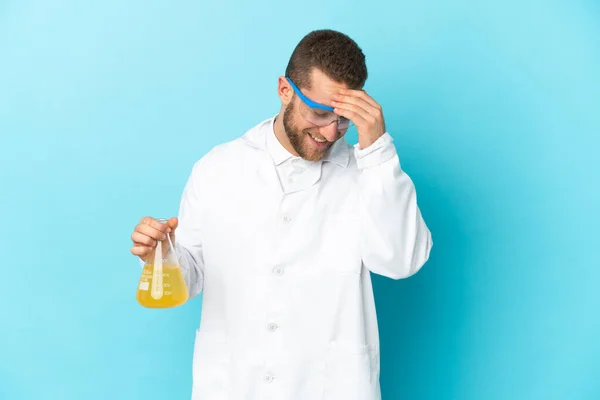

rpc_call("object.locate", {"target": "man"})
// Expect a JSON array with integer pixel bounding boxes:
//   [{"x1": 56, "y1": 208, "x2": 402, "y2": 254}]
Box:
[{"x1": 130, "y1": 29, "x2": 432, "y2": 400}]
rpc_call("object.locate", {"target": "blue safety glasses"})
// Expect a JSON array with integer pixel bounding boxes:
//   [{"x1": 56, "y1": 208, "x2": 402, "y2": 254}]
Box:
[{"x1": 286, "y1": 77, "x2": 351, "y2": 130}]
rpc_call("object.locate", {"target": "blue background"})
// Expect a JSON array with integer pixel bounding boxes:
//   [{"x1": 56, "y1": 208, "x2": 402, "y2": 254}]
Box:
[{"x1": 1, "y1": 0, "x2": 599, "y2": 399}]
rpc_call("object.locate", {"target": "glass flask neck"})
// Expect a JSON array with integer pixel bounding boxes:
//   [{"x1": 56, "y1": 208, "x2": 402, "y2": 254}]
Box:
[{"x1": 151, "y1": 218, "x2": 177, "y2": 260}]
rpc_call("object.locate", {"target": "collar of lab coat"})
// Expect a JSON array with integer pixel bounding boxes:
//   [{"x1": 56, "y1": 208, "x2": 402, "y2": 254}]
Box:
[
  {"x1": 266, "y1": 120, "x2": 295, "y2": 166},
  {"x1": 241, "y1": 115, "x2": 350, "y2": 168}
]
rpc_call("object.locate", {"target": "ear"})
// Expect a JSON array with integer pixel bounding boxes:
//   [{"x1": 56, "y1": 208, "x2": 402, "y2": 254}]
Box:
[{"x1": 277, "y1": 76, "x2": 294, "y2": 105}]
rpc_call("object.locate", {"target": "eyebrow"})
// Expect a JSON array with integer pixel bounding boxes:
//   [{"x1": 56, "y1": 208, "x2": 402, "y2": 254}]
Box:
[{"x1": 286, "y1": 77, "x2": 335, "y2": 112}]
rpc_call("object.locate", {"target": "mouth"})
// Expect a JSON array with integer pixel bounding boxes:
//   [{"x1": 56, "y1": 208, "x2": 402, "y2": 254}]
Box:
[{"x1": 306, "y1": 131, "x2": 330, "y2": 149}]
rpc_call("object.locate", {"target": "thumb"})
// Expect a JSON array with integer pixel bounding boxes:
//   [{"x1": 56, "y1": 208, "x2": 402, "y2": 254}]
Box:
[{"x1": 167, "y1": 217, "x2": 178, "y2": 232}]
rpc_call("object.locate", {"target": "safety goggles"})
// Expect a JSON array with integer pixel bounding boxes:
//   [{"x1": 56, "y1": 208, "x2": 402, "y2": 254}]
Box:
[{"x1": 286, "y1": 77, "x2": 352, "y2": 130}]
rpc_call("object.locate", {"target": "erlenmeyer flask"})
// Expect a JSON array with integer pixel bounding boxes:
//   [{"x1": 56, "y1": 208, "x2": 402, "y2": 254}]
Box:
[{"x1": 136, "y1": 218, "x2": 189, "y2": 308}]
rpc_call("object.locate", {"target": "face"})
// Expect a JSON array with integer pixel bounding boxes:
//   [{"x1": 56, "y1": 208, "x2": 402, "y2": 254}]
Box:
[{"x1": 280, "y1": 69, "x2": 350, "y2": 162}]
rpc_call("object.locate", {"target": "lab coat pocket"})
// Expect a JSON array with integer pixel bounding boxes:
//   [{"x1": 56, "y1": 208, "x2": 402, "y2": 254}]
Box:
[
  {"x1": 323, "y1": 341, "x2": 378, "y2": 400},
  {"x1": 191, "y1": 329, "x2": 231, "y2": 400}
]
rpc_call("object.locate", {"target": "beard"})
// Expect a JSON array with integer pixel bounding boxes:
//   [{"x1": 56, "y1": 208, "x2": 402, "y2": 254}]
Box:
[{"x1": 282, "y1": 100, "x2": 334, "y2": 162}]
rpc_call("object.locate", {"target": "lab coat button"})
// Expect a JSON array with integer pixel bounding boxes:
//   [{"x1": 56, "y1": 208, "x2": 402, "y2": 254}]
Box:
[
  {"x1": 264, "y1": 374, "x2": 274, "y2": 383},
  {"x1": 282, "y1": 215, "x2": 291, "y2": 223},
  {"x1": 273, "y1": 267, "x2": 284, "y2": 276},
  {"x1": 268, "y1": 323, "x2": 278, "y2": 332}
]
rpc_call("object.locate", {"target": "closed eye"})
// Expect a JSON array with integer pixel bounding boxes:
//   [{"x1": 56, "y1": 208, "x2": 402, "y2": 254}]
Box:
[{"x1": 312, "y1": 109, "x2": 333, "y2": 118}]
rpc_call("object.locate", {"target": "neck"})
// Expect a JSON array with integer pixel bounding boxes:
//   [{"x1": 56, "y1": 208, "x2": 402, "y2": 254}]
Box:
[{"x1": 273, "y1": 113, "x2": 299, "y2": 156}]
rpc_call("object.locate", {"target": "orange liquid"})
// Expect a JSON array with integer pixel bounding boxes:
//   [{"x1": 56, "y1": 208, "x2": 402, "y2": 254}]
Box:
[{"x1": 136, "y1": 264, "x2": 189, "y2": 308}]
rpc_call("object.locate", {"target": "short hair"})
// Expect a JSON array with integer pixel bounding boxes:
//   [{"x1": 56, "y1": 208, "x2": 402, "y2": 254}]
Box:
[{"x1": 285, "y1": 29, "x2": 368, "y2": 90}]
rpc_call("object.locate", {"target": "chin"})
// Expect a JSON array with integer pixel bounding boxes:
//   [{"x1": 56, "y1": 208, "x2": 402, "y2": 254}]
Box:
[{"x1": 300, "y1": 135, "x2": 329, "y2": 162}]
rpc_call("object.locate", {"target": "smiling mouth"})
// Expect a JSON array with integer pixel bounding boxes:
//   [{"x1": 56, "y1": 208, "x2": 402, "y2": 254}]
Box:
[{"x1": 307, "y1": 132, "x2": 327, "y2": 143}]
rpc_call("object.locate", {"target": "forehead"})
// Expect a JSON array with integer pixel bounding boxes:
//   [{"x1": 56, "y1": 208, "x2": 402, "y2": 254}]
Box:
[{"x1": 301, "y1": 68, "x2": 350, "y2": 108}]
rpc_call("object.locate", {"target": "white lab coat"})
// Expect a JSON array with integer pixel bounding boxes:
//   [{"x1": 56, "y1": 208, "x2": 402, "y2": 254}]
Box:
[{"x1": 172, "y1": 116, "x2": 432, "y2": 400}]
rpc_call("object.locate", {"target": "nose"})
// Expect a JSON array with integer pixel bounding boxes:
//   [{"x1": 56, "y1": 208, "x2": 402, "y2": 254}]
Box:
[{"x1": 318, "y1": 122, "x2": 339, "y2": 142}]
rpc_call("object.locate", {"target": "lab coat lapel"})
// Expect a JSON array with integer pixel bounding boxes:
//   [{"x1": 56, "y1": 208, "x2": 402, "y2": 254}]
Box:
[
  {"x1": 241, "y1": 118, "x2": 284, "y2": 196},
  {"x1": 255, "y1": 156, "x2": 284, "y2": 197}
]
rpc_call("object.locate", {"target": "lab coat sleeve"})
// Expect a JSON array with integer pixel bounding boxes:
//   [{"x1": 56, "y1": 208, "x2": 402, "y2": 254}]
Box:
[
  {"x1": 355, "y1": 132, "x2": 433, "y2": 279},
  {"x1": 173, "y1": 160, "x2": 207, "y2": 299}
]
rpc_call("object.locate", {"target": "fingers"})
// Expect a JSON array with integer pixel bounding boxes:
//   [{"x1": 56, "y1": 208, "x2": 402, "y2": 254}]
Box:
[
  {"x1": 338, "y1": 88, "x2": 381, "y2": 110},
  {"x1": 166, "y1": 217, "x2": 178, "y2": 231},
  {"x1": 331, "y1": 96, "x2": 375, "y2": 124},
  {"x1": 332, "y1": 105, "x2": 369, "y2": 127},
  {"x1": 139, "y1": 216, "x2": 172, "y2": 234},
  {"x1": 331, "y1": 89, "x2": 386, "y2": 149},
  {"x1": 135, "y1": 223, "x2": 167, "y2": 241},
  {"x1": 331, "y1": 89, "x2": 384, "y2": 128},
  {"x1": 131, "y1": 244, "x2": 151, "y2": 258},
  {"x1": 131, "y1": 216, "x2": 178, "y2": 260},
  {"x1": 331, "y1": 94, "x2": 378, "y2": 118},
  {"x1": 131, "y1": 231, "x2": 158, "y2": 247}
]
